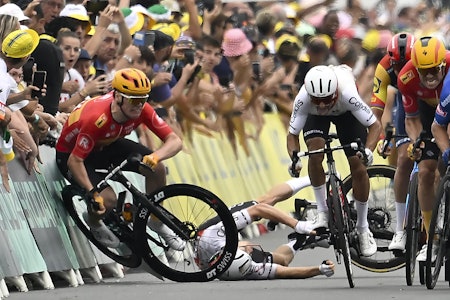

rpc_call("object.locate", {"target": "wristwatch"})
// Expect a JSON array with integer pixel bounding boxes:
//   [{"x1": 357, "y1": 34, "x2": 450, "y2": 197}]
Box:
[{"x1": 122, "y1": 55, "x2": 134, "y2": 64}]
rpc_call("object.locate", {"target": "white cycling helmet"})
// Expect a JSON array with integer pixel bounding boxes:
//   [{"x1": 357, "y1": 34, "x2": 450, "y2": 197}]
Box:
[
  {"x1": 218, "y1": 249, "x2": 253, "y2": 281},
  {"x1": 304, "y1": 65, "x2": 338, "y2": 98}
]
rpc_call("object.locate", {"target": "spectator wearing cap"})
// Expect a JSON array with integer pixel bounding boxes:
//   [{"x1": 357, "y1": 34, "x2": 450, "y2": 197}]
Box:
[
  {"x1": 58, "y1": 4, "x2": 92, "y2": 46},
  {"x1": 0, "y1": 3, "x2": 30, "y2": 28},
  {"x1": 220, "y1": 28, "x2": 257, "y2": 155},
  {"x1": 74, "y1": 48, "x2": 94, "y2": 81},
  {"x1": 0, "y1": 29, "x2": 44, "y2": 186}
]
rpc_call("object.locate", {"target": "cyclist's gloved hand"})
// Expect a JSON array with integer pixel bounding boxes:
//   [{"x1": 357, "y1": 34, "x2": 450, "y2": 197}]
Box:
[
  {"x1": 407, "y1": 142, "x2": 421, "y2": 161},
  {"x1": 288, "y1": 151, "x2": 302, "y2": 177},
  {"x1": 364, "y1": 148, "x2": 373, "y2": 166},
  {"x1": 319, "y1": 260, "x2": 335, "y2": 277},
  {"x1": 376, "y1": 139, "x2": 392, "y2": 157},
  {"x1": 442, "y1": 148, "x2": 450, "y2": 165},
  {"x1": 142, "y1": 153, "x2": 159, "y2": 170},
  {"x1": 86, "y1": 190, "x2": 106, "y2": 215}
]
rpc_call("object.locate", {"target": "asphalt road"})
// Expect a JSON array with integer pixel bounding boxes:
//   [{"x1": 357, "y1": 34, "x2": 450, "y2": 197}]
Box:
[{"x1": 5, "y1": 226, "x2": 450, "y2": 300}]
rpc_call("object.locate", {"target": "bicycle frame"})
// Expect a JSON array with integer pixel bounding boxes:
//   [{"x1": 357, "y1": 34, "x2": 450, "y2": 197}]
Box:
[{"x1": 298, "y1": 134, "x2": 362, "y2": 288}]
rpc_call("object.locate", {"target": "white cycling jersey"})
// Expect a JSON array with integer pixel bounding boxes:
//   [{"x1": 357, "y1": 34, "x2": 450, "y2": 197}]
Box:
[
  {"x1": 195, "y1": 208, "x2": 278, "y2": 280},
  {"x1": 289, "y1": 65, "x2": 377, "y2": 135}
]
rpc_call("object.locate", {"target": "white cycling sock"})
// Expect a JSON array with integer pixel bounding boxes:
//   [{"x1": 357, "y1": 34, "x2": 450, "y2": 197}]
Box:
[
  {"x1": 286, "y1": 177, "x2": 312, "y2": 194},
  {"x1": 395, "y1": 202, "x2": 406, "y2": 232},
  {"x1": 355, "y1": 200, "x2": 369, "y2": 232},
  {"x1": 286, "y1": 240, "x2": 297, "y2": 254},
  {"x1": 313, "y1": 184, "x2": 328, "y2": 213}
]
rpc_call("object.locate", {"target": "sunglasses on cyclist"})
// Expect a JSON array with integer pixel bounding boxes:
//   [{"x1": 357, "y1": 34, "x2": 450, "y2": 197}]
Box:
[
  {"x1": 310, "y1": 94, "x2": 335, "y2": 105},
  {"x1": 119, "y1": 92, "x2": 148, "y2": 106},
  {"x1": 417, "y1": 62, "x2": 446, "y2": 77}
]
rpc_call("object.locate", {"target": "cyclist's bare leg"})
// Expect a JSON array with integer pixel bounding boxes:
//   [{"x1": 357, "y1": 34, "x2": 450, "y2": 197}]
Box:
[
  {"x1": 417, "y1": 159, "x2": 437, "y2": 237},
  {"x1": 257, "y1": 177, "x2": 311, "y2": 206},
  {"x1": 256, "y1": 182, "x2": 295, "y2": 206},
  {"x1": 246, "y1": 203, "x2": 300, "y2": 229},
  {"x1": 140, "y1": 162, "x2": 166, "y2": 194},
  {"x1": 271, "y1": 244, "x2": 295, "y2": 266},
  {"x1": 306, "y1": 137, "x2": 326, "y2": 186}
]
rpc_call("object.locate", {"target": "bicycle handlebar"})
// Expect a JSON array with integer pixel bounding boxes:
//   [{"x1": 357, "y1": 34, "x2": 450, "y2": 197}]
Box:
[{"x1": 296, "y1": 136, "x2": 366, "y2": 162}]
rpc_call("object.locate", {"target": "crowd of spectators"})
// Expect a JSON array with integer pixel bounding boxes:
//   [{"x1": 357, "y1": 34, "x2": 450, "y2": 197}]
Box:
[{"x1": 1, "y1": 0, "x2": 450, "y2": 189}]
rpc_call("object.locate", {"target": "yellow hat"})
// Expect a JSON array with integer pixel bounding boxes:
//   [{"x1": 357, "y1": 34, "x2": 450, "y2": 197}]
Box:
[
  {"x1": 179, "y1": 12, "x2": 203, "y2": 26},
  {"x1": 152, "y1": 22, "x2": 181, "y2": 41},
  {"x1": 312, "y1": 34, "x2": 332, "y2": 49},
  {"x1": 59, "y1": 4, "x2": 92, "y2": 34},
  {"x1": 121, "y1": 7, "x2": 145, "y2": 35},
  {"x1": 87, "y1": 25, "x2": 95, "y2": 36},
  {"x1": 2, "y1": 29, "x2": 39, "y2": 58},
  {"x1": 275, "y1": 34, "x2": 301, "y2": 53},
  {"x1": 362, "y1": 29, "x2": 380, "y2": 52}
]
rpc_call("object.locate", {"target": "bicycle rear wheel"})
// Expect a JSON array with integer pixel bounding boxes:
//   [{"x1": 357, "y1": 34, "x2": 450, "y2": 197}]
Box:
[
  {"x1": 405, "y1": 172, "x2": 422, "y2": 286},
  {"x1": 425, "y1": 175, "x2": 450, "y2": 289},
  {"x1": 61, "y1": 185, "x2": 142, "y2": 268},
  {"x1": 343, "y1": 165, "x2": 405, "y2": 272},
  {"x1": 329, "y1": 176, "x2": 354, "y2": 288},
  {"x1": 134, "y1": 184, "x2": 238, "y2": 282}
]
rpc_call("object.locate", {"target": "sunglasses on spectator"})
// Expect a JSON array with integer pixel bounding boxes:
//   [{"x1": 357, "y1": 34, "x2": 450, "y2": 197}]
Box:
[
  {"x1": 417, "y1": 62, "x2": 446, "y2": 77},
  {"x1": 119, "y1": 92, "x2": 148, "y2": 106}
]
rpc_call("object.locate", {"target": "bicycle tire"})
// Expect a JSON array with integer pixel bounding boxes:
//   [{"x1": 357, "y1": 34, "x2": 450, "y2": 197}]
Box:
[
  {"x1": 425, "y1": 175, "x2": 450, "y2": 289},
  {"x1": 134, "y1": 184, "x2": 239, "y2": 282},
  {"x1": 405, "y1": 172, "x2": 421, "y2": 286},
  {"x1": 61, "y1": 185, "x2": 142, "y2": 268},
  {"x1": 342, "y1": 165, "x2": 405, "y2": 273},
  {"x1": 329, "y1": 175, "x2": 355, "y2": 288}
]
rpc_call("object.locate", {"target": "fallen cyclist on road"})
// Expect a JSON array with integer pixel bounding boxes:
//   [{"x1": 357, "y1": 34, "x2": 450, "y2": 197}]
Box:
[
  {"x1": 55, "y1": 68, "x2": 184, "y2": 250},
  {"x1": 195, "y1": 177, "x2": 335, "y2": 280}
]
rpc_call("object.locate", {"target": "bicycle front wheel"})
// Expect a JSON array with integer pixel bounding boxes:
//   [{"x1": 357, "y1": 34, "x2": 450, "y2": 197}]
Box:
[
  {"x1": 405, "y1": 172, "x2": 422, "y2": 286},
  {"x1": 329, "y1": 176, "x2": 354, "y2": 288},
  {"x1": 343, "y1": 165, "x2": 405, "y2": 273},
  {"x1": 61, "y1": 185, "x2": 142, "y2": 268},
  {"x1": 425, "y1": 175, "x2": 450, "y2": 289},
  {"x1": 134, "y1": 184, "x2": 238, "y2": 282}
]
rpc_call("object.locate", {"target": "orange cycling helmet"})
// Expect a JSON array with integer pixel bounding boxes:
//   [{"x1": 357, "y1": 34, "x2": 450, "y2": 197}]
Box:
[
  {"x1": 411, "y1": 36, "x2": 446, "y2": 69},
  {"x1": 112, "y1": 68, "x2": 151, "y2": 96}
]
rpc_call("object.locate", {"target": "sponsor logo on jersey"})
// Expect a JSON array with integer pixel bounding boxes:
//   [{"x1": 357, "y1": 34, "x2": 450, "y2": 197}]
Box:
[
  {"x1": 95, "y1": 113, "x2": 107, "y2": 128},
  {"x1": 399, "y1": 70, "x2": 415, "y2": 84}
]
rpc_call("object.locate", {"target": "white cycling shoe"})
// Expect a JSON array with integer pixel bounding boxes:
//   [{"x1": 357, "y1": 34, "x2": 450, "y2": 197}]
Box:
[
  {"x1": 83, "y1": 212, "x2": 120, "y2": 248},
  {"x1": 388, "y1": 231, "x2": 406, "y2": 251},
  {"x1": 357, "y1": 230, "x2": 377, "y2": 257},
  {"x1": 148, "y1": 219, "x2": 186, "y2": 251}
]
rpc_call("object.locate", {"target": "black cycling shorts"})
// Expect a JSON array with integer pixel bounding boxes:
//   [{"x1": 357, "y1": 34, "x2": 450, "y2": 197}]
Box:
[
  {"x1": 56, "y1": 138, "x2": 152, "y2": 189},
  {"x1": 302, "y1": 111, "x2": 368, "y2": 157}
]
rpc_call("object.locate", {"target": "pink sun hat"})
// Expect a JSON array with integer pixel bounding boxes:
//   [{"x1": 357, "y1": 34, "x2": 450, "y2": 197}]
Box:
[{"x1": 222, "y1": 28, "x2": 253, "y2": 57}]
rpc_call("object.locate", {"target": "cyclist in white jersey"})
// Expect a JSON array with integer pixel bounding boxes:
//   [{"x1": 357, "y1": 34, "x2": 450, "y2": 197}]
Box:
[
  {"x1": 195, "y1": 177, "x2": 335, "y2": 280},
  {"x1": 287, "y1": 65, "x2": 382, "y2": 257}
]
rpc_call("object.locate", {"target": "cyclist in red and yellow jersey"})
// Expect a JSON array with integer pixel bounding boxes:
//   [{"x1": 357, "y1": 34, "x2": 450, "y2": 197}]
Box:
[
  {"x1": 56, "y1": 68, "x2": 183, "y2": 249},
  {"x1": 370, "y1": 32, "x2": 415, "y2": 251},
  {"x1": 397, "y1": 36, "x2": 450, "y2": 261}
]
